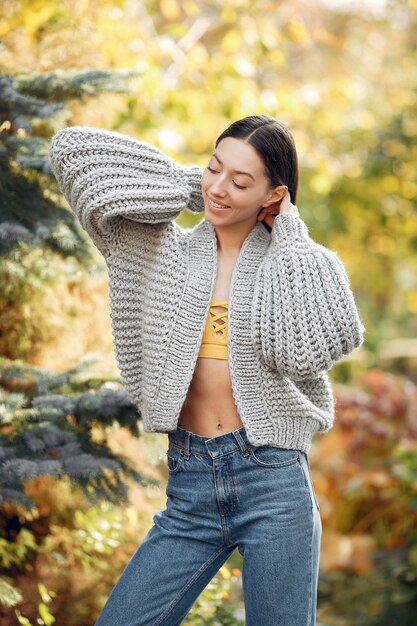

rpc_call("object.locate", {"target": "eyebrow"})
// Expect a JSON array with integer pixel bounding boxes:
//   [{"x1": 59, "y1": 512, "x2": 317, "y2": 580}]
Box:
[{"x1": 212, "y1": 153, "x2": 256, "y2": 181}]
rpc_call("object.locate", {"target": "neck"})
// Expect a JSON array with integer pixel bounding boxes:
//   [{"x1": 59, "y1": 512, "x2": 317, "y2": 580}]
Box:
[{"x1": 213, "y1": 219, "x2": 258, "y2": 256}]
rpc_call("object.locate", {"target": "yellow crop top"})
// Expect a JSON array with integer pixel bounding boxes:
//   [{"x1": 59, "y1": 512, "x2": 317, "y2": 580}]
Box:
[{"x1": 198, "y1": 300, "x2": 228, "y2": 360}]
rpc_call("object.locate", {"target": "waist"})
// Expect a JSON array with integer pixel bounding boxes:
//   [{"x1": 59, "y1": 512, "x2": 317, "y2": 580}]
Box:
[{"x1": 169, "y1": 425, "x2": 251, "y2": 457}]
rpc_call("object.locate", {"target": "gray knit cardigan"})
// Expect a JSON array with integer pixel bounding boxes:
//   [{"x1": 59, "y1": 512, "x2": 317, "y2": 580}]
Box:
[{"x1": 48, "y1": 126, "x2": 366, "y2": 453}]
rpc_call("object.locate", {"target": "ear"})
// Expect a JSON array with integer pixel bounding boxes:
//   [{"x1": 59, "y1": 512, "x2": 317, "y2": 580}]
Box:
[{"x1": 262, "y1": 185, "x2": 288, "y2": 208}]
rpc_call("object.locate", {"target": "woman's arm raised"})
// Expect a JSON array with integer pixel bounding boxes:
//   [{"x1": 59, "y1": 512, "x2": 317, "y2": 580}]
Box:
[
  {"x1": 252, "y1": 207, "x2": 366, "y2": 381},
  {"x1": 48, "y1": 126, "x2": 204, "y2": 256}
]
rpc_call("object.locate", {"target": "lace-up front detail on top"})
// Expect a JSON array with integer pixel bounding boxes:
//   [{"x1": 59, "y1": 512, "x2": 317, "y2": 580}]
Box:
[{"x1": 198, "y1": 300, "x2": 228, "y2": 360}]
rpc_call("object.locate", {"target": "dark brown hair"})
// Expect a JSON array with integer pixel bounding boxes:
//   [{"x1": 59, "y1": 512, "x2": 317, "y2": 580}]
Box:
[{"x1": 215, "y1": 114, "x2": 299, "y2": 205}]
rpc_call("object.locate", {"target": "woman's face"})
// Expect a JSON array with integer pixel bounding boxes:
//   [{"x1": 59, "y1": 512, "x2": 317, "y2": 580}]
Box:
[{"x1": 201, "y1": 136, "x2": 283, "y2": 229}]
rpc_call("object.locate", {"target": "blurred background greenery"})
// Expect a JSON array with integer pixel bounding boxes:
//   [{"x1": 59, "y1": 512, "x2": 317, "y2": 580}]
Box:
[{"x1": 0, "y1": 0, "x2": 416, "y2": 624}]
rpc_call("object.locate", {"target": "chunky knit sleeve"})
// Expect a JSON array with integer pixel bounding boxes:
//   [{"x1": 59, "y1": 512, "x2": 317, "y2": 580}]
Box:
[
  {"x1": 48, "y1": 126, "x2": 204, "y2": 256},
  {"x1": 252, "y1": 213, "x2": 366, "y2": 381}
]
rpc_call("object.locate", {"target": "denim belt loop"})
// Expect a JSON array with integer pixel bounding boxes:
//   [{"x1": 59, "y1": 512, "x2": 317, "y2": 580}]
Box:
[
  {"x1": 233, "y1": 429, "x2": 251, "y2": 457},
  {"x1": 183, "y1": 430, "x2": 191, "y2": 460}
]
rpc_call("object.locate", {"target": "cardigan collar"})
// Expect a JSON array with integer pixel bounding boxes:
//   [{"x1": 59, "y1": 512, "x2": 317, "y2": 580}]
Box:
[{"x1": 186, "y1": 218, "x2": 271, "y2": 310}]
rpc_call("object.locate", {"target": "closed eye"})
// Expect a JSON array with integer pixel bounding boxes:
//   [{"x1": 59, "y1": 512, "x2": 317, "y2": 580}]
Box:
[{"x1": 206, "y1": 166, "x2": 247, "y2": 189}]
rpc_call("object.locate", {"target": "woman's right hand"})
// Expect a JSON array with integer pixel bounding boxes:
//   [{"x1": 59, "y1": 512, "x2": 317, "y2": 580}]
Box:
[{"x1": 257, "y1": 189, "x2": 299, "y2": 228}]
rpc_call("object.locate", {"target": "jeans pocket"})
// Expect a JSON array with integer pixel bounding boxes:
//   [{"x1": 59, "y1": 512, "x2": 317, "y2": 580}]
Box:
[
  {"x1": 166, "y1": 443, "x2": 185, "y2": 474},
  {"x1": 249, "y1": 444, "x2": 300, "y2": 468}
]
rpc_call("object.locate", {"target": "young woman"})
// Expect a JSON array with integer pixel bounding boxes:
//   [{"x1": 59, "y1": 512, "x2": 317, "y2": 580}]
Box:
[{"x1": 49, "y1": 114, "x2": 366, "y2": 626}]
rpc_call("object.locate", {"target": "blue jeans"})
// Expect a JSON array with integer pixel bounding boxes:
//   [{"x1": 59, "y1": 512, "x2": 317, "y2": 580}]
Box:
[{"x1": 95, "y1": 425, "x2": 322, "y2": 626}]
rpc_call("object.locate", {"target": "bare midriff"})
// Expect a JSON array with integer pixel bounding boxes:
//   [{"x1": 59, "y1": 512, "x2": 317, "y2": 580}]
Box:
[{"x1": 177, "y1": 356, "x2": 244, "y2": 437}]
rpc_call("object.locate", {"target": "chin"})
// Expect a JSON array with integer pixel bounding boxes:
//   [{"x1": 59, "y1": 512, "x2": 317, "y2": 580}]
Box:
[{"x1": 204, "y1": 212, "x2": 233, "y2": 225}]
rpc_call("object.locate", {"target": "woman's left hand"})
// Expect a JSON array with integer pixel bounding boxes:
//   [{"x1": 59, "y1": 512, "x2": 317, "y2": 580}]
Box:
[{"x1": 257, "y1": 189, "x2": 299, "y2": 229}]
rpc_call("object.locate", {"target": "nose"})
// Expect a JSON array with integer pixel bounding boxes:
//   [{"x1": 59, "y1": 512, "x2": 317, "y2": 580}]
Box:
[{"x1": 209, "y1": 176, "x2": 228, "y2": 198}]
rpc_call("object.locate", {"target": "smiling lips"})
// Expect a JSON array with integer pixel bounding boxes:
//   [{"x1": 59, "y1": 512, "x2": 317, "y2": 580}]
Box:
[{"x1": 207, "y1": 197, "x2": 231, "y2": 210}]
